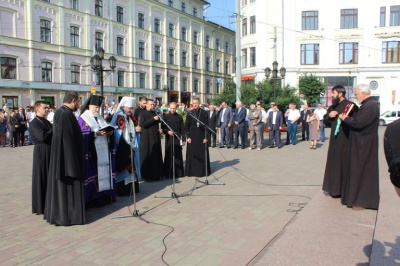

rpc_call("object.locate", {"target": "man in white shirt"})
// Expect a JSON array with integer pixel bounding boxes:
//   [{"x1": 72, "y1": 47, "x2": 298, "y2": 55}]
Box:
[
  {"x1": 47, "y1": 108, "x2": 55, "y2": 124},
  {"x1": 314, "y1": 103, "x2": 327, "y2": 142},
  {"x1": 287, "y1": 103, "x2": 300, "y2": 145},
  {"x1": 26, "y1": 107, "x2": 36, "y2": 145},
  {"x1": 257, "y1": 102, "x2": 267, "y2": 147}
]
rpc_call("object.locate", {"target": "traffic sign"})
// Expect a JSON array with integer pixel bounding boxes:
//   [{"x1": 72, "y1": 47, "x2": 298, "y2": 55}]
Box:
[
  {"x1": 91, "y1": 87, "x2": 96, "y2": 93},
  {"x1": 91, "y1": 81, "x2": 96, "y2": 87}
]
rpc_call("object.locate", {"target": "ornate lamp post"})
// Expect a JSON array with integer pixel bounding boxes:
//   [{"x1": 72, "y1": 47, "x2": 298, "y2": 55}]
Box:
[
  {"x1": 90, "y1": 47, "x2": 117, "y2": 116},
  {"x1": 264, "y1": 61, "x2": 286, "y2": 99}
]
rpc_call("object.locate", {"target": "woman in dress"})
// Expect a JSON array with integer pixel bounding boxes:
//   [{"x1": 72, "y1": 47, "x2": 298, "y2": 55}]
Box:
[{"x1": 307, "y1": 108, "x2": 320, "y2": 149}]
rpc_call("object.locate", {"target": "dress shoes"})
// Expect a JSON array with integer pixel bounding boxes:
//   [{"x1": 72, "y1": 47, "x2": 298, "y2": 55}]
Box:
[
  {"x1": 219, "y1": 146, "x2": 224, "y2": 148},
  {"x1": 268, "y1": 145, "x2": 274, "y2": 148},
  {"x1": 233, "y1": 146, "x2": 238, "y2": 149},
  {"x1": 241, "y1": 146, "x2": 246, "y2": 149}
]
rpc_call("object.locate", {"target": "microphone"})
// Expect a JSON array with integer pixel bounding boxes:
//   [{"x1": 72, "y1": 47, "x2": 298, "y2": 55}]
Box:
[{"x1": 151, "y1": 108, "x2": 161, "y2": 114}]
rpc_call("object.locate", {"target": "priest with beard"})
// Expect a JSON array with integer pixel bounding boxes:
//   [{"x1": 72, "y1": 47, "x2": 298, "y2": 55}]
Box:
[
  {"x1": 45, "y1": 91, "x2": 85, "y2": 226},
  {"x1": 29, "y1": 100, "x2": 53, "y2": 215},
  {"x1": 322, "y1": 85, "x2": 358, "y2": 198},
  {"x1": 185, "y1": 97, "x2": 211, "y2": 177},
  {"x1": 78, "y1": 95, "x2": 116, "y2": 207},
  {"x1": 132, "y1": 96, "x2": 147, "y2": 181},
  {"x1": 162, "y1": 102, "x2": 186, "y2": 178},
  {"x1": 139, "y1": 99, "x2": 163, "y2": 181},
  {"x1": 111, "y1": 97, "x2": 139, "y2": 195}
]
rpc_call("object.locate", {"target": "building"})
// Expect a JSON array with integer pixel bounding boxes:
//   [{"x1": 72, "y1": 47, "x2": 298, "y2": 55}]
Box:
[
  {"x1": 0, "y1": 0, "x2": 235, "y2": 109},
  {"x1": 238, "y1": 0, "x2": 400, "y2": 110}
]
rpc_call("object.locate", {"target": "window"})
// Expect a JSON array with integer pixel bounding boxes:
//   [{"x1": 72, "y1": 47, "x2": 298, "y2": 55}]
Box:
[
  {"x1": 225, "y1": 42, "x2": 229, "y2": 53},
  {"x1": 41, "y1": 62, "x2": 52, "y2": 82},
  {"x1": 225, "y1": 61, "x2": 229, "y2": 74},
  {"x1": 70, "y1": 0, "x2": 78, "y2": 10},
  {"x1": 138, "y1": 42, "x2": 145, "y2": 59},
  {"x1": 205, "y1": 35, "x2": 210, "y2": 48},
  {"x1": 193, "y1": 31, "x2": 198, "y2": 44},
  {"x1": 169, "y1": 23, "x2": 174, "y2": 37},
  {"x1": 154, "y1": 19, "x2": 161, "y2": 34},
  {"x1": 250, "y1": 47, "x2": 256, "y2": 66},
  {"x1": 40, "y1": 19, "x2": 51, "y2": 43},
  {"x1": 155, "y1": 45, "x2": 161, "y2": 62},
  {"x1": 301, "y1": 44, "x2": 319, "y2": 65},
  {"x1": 117, "y1": 37, "x2": 124, "y2": 55},
  {"x1": 242, "y1": 49, "x2": 247, "y2": 68},
  {"x1": 155, "y1": 74, "x2": 161, "y2": 90},
  {"x1": 181, "y1": 51, "x2": 187, "y2": 66},
  {"x1": 193, "y1": 54, "x2": 198, "y2": 69},
  {"x1": 390, "y1": 6, "x2": 400, "y2": 26},
  {"x1": 70, "y1": 26, "x2": 79, "y2": 47},
  {"x1": 169, "y1": 48, "x2": 175, "y2": 64},
  {"x1": 42, "y1": 0, "x2": 50, "y2": 2},
  {"x1": 216, "y1": 59, "x2": 220, "y2": 72},
  {"x1": 117, "y1": 6, "x2": 123, "y2": 23},
  {"x1": 380, "y1": 7, "x2": 386, "y2": 27},
  {"x1": 193, "y1": 7, "x2": 197, "y2": 17},
  {"x1": 339, "y1": 43, "x2": 358, "y2": 64},
  {"x1": 70, "y1": 65, "x2": 80, "y2": 84},
  {"x1": 382, "y1": 41, "x2": 400, "y2": 63},
  {"x1": 216, "y1": 38, "x2": 220, "y2": 49},
  {"x1": 181, "y1": 27, "x2": 187, "y2": 41},
  {"x1": 182, "y1": 77, "x2": 188, "y2": 91},
  {"x1": 250, "y1": 0, "x2": 256, "y2": 3},
  {"x1": 340, "y1": 9, "x2": 358, "y2": 29},
  {"x1": 302, "y1": 11, "x2": 318, "y2": 30},
  {"x1": 95, "y1": 32, "x2": 103, "y2": 49},
  {"x1": 139, "y1": 73, "x2": 145, "y2": 88},
  {"x1": 242, "y1": 18, "x2": 247, "y2": 36},
  {"x1": 205, "y1": 57, "x2": 210, "y2": 71},
  {"x1": 242, "y1": 0, "x2": 247, "y2": 6},
  {"x1": 250, "y1": 16, "x2": 256, "y2": 34},
  {"x1": 193, "y1": 79, "x2": 199, "y2": 92},
  {"x1": 1, "y1": 57, "x2": 16, "y2": 79},
  {"x1": 169, "y1": 76, "x2": 175, "y2": 90},
  {"x1": 138, "y1": 13, "x2": 144, "y2": 29},
  {"x1": 181, "y1": 2, "x2": 185, "y2": 12},
  {"x1": 118, "y1": 70, "x2": 124, "y2": 87},
  {"x1": 206, "y1": 80, "x2": 211, "y2": 93},
  {"x1": 168, "y1": 0, "x2": 173, "y2": 7},
  {"x1": 95, "y1": 0, "x2": 102, "y2": 17},
  {"x1": 216, "y1": 83, "x2": 220, "y2": 94}
]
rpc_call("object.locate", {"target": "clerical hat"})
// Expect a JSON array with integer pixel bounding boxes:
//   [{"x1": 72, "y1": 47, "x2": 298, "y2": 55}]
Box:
[{"x1": 80, "y1": 94, "x2": 104, "y2": 112}]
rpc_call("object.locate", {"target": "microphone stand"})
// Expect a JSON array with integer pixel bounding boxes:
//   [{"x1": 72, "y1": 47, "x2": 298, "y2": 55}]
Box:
[
  {"x1": 184, "y1": 109, "x2": 225, "y2": 186},
  {"x1": 154, "y1": 112, "x2": 181, "y2": 203}
]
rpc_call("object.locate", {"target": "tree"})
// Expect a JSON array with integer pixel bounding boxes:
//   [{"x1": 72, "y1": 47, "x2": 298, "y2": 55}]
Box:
[
  {"x1": 298, "y1": 74, "x2": 326, "y2": 106},
  {"x1": 208, "y1": 81, "x2": 237, "y2": 106}
]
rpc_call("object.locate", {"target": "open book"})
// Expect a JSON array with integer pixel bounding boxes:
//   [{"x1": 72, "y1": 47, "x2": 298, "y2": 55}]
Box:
[{"x1": 98, "y1": 125, "x2": 117, "y2": 133}]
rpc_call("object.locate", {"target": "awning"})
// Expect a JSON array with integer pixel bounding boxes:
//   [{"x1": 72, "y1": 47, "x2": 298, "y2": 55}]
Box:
[{"x1": 241, "y1": 75, "x2": 255, "y2": 81}]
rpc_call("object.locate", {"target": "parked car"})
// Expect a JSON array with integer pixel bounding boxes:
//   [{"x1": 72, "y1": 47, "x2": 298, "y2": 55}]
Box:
[{"x1": 379, "y1": 110, "x2": 400, "y2": 126}]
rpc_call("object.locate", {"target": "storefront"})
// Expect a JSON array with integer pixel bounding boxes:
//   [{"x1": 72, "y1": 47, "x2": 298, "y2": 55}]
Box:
[
  {"x1": 180, "y1": 92, "x2": 191, "y2": 106},
  {"x1": 167, "y1": 90, "x2": 179, "y2": 103}
]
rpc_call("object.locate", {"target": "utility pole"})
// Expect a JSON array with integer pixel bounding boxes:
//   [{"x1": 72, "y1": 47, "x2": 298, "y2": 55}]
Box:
[{"x1": 235, "y1": 0, "x2": 241, "y2": 102}]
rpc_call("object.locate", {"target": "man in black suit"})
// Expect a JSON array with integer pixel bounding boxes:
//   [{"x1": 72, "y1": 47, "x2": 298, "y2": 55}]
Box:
[
  {"x1": 300, "y1": 104, "x2": 310, "y2": 141},
  {"x1": 268, "y1": 104, "x2": 283, "y2": 148},
  {"x1": 208, "y1": 104, "x2": 218, "y2": 147},
  {"x1": 16, "y1": 107, "x2": 27, "y2": 146},
  {"x1": 233, "y1": 101, "x2": 246, "y2": 149}
]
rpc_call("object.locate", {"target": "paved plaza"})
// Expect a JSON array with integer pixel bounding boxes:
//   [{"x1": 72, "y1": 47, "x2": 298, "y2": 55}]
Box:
[{"x1": 0, "y1": 128, "x2": 399, "y2": 266}]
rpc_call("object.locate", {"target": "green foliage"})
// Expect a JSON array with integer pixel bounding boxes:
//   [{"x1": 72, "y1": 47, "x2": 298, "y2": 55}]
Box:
[
  {"x1": 177, "y1": 107, "x2": 187, "y2": 124},
  {"x1": 209, "y1": 81, "x2": 237, "y2": 106},
  {"x1": 298, "y1": 74, "x2": 326, "y2": 106}
]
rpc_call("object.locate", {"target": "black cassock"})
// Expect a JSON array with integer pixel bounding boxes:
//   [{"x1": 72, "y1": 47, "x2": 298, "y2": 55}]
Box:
[
  {"x1": 139, "y1": 110, "x2": 163, "y2": 181},
  {"x1": 185, "y1": 108, "x2": 211, "y2": 177},
  {"x1": 384, "y1": 119, "x2": 400, "y2": 188},
  {"x1": 162, "y1": 113, "x2": 185, "y2": 178},
  {"x1": 28, "y1": 116, "x2": 53, "y2": 215},
  {"x1": 322, "y1": 99, "x2": 358, "y2": 197},
  {"x1": 44, "y1": 105, "x2": 85, "y2": 225},
  {"x1": 342, "y1": 97, "x2": 380, "y2": 209}
]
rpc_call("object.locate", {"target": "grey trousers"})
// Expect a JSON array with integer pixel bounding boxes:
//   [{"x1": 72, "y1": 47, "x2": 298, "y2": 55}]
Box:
[{"x1": 249, "y1": 124, "x2": 261, "y2": 148}]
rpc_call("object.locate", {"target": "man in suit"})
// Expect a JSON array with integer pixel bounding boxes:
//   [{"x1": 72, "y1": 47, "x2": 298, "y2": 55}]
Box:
[
  {"x1": 268, "y1": 104, "x2": 283, "y2": 148},
  {"x1": 16, "y1": 107, "x2": 27, "y2": 146},
  {"x1": 208, "y1": 104, "x2": 218, "y2": 147},
  {"x1": 217, "y1": 101, "x2": 233, "y2": 148},
  {"x1": 233, "y1": 101, "x2": 246, "y2": 149},
  {"x1": 300, "y1": 104, "x2": 310, "y2": 141},
  {"x1": 248, "y1": 104, "x2": 262, "y2": 150}
]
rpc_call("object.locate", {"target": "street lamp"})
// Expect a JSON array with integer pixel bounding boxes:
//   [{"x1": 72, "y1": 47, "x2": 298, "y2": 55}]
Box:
[
  {"x1": 90, "y1": 47, "x2": 117, "y2": 116},
  {"x1": 264, "y1": 61, "x2": 286, "y2": 99}
]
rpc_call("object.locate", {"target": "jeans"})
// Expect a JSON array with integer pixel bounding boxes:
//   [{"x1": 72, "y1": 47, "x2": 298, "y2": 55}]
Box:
[
  {"x1": 287, "y1": 121, "x2": 298, "y2": 144},
  {"x1": 319, "y1": 120, "x2": 325, "y2": 142}
]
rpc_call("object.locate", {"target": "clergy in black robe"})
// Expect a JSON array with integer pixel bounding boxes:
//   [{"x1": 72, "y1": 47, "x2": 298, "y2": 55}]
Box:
[
  {"x1": 340, "y1": 84, "x2": 380, "y2": 210},
  {"x1": 139, "y1": 99, "x2": 163, "y2": 181},
  {"x1": 384, "y1": 119, "x2": 400, "y2": 197},
  {"x1": 322, "y1": 85, "x2": 358, "y2": 198},
  {"x1": 185, "y1": 98, "x2": 211, "y2": 177},
  {"x1": 29, "y1": 101, "x2": 53, "y2": 215},
  {"x1": 162, "y1": 102, "x2": 185, "y2": 178},
  {"x1": 44, "y1": 91, "x2": 85, "y2": 226}
]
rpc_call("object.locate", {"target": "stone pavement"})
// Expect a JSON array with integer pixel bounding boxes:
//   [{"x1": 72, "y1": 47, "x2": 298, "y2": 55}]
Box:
[{"x1": 0, "y1": 128, "x2": 398, "y2": 266}]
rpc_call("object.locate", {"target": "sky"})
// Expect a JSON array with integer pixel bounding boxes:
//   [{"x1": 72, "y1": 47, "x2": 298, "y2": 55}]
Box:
[{"x1": 203, "y1": 0, "x2": 236, "y2": 30}]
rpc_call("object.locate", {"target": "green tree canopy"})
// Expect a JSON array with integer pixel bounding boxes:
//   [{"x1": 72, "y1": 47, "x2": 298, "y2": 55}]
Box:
[{"x1": 298, "y1": 74, "x2": 326, "y2": 106}]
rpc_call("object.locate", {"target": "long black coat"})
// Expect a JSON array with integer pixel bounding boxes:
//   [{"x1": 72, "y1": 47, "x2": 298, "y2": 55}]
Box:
[
  {"x1": 342, "y1": 97, "x2": 380, "y2": 209},
  {"x1": 44, "y1": 105, "x2": 85, "y2": 225},
  {"x1": 384, "y1": 119, "x2": 400, "y2": 188},
  {"x1": 322, "y1": 99, "x2": 358, "y2": 197},
  {"x1": 29, "y1": 116, "x2": 53, "y2": 215}
]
